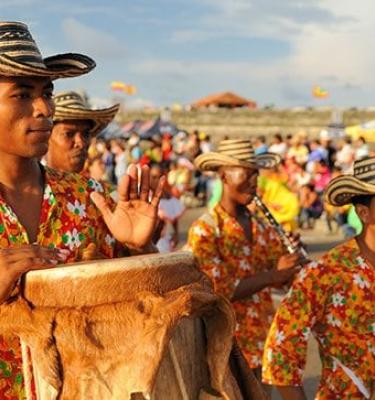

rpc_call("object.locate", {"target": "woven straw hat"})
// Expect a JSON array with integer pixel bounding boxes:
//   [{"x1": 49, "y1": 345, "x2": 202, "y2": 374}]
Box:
[
  {"x1": 325, "y1": 157, "x2": 375, "y2": 206},
  {"x1": 53, "y1": 91, "x2": 120, "y2": 136},
  {"x1": 0, "y1": 21, "x2": 95, "y2": 79},
  {"x1": 194, "y1": 139, "x2": 281, "y2": 171}
]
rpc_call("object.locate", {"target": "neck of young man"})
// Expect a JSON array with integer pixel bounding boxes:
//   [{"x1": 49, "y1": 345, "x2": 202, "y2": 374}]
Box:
[
  {"x1": 0, "y1": 154, "x2": 43, "y2": 192},
  {"x1": 220, "y1": 192, "x2": 250, "y2": 219}
]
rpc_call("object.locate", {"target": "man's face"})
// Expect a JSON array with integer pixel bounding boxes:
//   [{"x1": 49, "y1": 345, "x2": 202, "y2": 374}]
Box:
[
  {"x1": 356, "y1": 196, "x2": 375, "y2": 232},
  {"x1": 48, "y1": 120, "x2": 92, "y2": 173},
  {"x1": 222, "y1": 166, "x2": 259, "y2": 205},
  {"x1": 0, "y1": 76, "x2": 54, "y2": 159}
]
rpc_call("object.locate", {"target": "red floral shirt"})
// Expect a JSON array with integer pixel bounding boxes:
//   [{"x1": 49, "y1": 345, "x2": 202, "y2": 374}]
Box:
[
  {"x1": 262, "y1": 239, "x2": 374, "y2": 399},
  {"x1": 0, "y1": 167, "x2": 119, "y2": 400},
  {"x1": 187, "y1": 204, "x2": 285, "y2": 368}
]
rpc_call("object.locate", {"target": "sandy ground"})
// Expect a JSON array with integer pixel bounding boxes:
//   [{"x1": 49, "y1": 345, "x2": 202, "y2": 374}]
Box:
[{"x1": 178, "y1": 207, "x2": 345, "y2": 400}]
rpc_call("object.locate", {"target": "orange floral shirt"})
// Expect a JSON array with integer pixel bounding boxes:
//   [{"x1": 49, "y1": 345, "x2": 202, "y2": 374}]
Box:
[
  {"x1": 187, "y1": 204, "x2": 284, "y2": 368},
  {"x1": 0, "y1": 166, "x2": 119, "y2": 400},
  {"x1": 262, "y1": 239, "x2": 374, "y2": 399}
]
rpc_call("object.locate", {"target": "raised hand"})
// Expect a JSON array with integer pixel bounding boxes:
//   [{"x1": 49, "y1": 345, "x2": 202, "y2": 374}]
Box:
[{"x1": 90, "y1": 164, "x2": 165, "y2": 249}]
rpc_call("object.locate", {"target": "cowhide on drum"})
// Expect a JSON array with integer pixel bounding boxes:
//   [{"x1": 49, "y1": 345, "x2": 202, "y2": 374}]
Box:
[{"x1": 0, "y1": 252, "x2": 267, "y2": 400}]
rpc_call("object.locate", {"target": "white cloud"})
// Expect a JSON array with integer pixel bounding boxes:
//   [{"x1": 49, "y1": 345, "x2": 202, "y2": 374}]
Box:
[
  {"x1": 138, "y1": 0, "x2": 375, "y2": 106},
  {"x1": 61, "y1": 18, "x2": 126, "y2": 59}
]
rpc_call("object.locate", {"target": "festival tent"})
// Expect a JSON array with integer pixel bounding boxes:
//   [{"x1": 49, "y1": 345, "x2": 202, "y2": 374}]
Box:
[
  {"x1": 121, "y1": 118, "x2": 178, "y2": 139},
  {"x1": 345, "y1": 120, "x2": 375, "y2": 142},
  {"x1": 192, "y1": 91, "x2": 257, "y2": 109}
]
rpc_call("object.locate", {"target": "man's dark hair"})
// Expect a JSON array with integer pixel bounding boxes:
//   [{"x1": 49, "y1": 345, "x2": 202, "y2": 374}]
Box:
[{"x1": 352, "y1": 194, "x2": 374, "y2": 207}]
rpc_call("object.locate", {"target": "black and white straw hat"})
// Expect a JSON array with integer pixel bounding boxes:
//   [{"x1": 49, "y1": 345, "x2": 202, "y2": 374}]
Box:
[
  {"x1": 325, "y1": 157, "x2": 375, "y2": 206},
  {"x1": 53, "y1": 91, "x2": 120, "y2": 136},
  {"x1": 0, "y1": 21, "x2": 95, "y2": 79},
  {"x1": 194, "y1": 139, "x2": 281, "y2": 171}
]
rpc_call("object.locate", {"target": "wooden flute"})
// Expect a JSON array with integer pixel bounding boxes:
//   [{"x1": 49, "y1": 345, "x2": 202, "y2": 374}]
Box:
[{"x1": 253, "y1": 195, "x2": 308, "y2": 259}]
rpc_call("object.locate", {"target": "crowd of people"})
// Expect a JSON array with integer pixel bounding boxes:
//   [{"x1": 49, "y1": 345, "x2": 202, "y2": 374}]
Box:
[{"x1": 83, "y1": 128, "x2": 374, "y2": 241}]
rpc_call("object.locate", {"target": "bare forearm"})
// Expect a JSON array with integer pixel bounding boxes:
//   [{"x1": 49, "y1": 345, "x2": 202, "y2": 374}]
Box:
[
  {"x1": 231, "y1": 271, "x2": 273, "y2": 301},
  {"x1": 277, "y1": 386, "x2": 307, "y2": 400}
]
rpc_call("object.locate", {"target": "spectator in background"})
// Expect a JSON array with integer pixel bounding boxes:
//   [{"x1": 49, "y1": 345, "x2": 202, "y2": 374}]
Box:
[
  {"x1": 254, "y1": 135, "x2": 268, "y2": 155},
  {"x1": 319, "y1": 130, "x2": 337, "y2": 169},
  {"x1": 101, "y1": 141, "x2": 115, "y2": 183},
  {"x1": 111, "y1": 139, "x2": 128, "y2": 183},
  {"x1": 291, "y1": 162, "x2": 312, "y2": 191},
  {"x1": 306, "y1": 139, "x2": 326, "y2": 173},
  {"x1": 86, "y1": 155, "x2": 107, "y2": 183},
  {"x1": 312, "y1": 160, "x2": 331, "y2": 195},
  {"x1": 287, "y1": 136, "x2": 309, "y2": 165},
  {"x1": 150, "y1": 164, "x2": 185, "y2": 253},
  {"x1": 161, "y1": 133, "x2": 173, "y2": 166},
  {"x1": 298, "y1": 183, "x2": 323, "y2": 229},
  {"x1": 336, "y1": 137, "x2": 355, "y2": 172},
  {"x1": 268, "y1": 134, "x2": 287, "y2": 156},
  {"x1": 199, "y1": 133, "x2": 213, "y2": 153},
  {"x1": 354, "y1": 136, "x2": 369, "y2": 160},
  {"x1": 128, "y1": 134, "x2": 142, "y2": 164}
]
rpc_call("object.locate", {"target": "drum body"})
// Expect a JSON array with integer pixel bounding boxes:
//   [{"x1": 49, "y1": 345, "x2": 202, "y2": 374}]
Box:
[{"x1": 8, "y1": 252, "x2": 246, "y2": 400}]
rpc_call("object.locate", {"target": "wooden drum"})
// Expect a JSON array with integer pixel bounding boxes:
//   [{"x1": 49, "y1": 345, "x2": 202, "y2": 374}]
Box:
[{"x1": 0, "y1": 252, "x2": 265, "y2": 400}]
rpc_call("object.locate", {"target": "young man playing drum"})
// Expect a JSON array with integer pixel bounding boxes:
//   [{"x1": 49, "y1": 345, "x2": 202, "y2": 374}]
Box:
[
  {"x1": 0, "y1": 21, "x2": 163, "y2": 398},
  {"x1": 187, "y1": 139, "x2": 304, "y2": 383},
  {"x1": 45, "y1": 90, "x2": 119, "y2": 174},
  {"x1": 262, "y1": 157, "x2": 375, "y2": 399}
]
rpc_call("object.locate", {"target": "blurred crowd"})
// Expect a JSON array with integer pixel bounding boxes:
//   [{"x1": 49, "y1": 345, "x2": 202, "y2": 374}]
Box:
[{"x1": 83, "y1": 129, "x2": 374, "y2": 249}]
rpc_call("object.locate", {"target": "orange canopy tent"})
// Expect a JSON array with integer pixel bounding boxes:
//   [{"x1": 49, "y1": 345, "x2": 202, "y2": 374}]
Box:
[{"x1": 192, "y1": 91, "x2": 257, "y2": 109}]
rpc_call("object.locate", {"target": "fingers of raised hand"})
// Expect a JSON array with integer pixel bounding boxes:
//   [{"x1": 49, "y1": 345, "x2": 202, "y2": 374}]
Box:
[
  {"x1": 139, "y1": 165, "x2": 150, "y2": 202},
  {"x1": 128, "y1": 164, "x2": 139, "y2": 200},
  {"x1": 151, "y1": 175, "x2": 166, "y2": 207}
]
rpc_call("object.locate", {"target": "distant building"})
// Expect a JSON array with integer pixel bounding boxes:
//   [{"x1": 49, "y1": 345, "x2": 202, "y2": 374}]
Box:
[{"x1": 191, "y1": 91, "x2": 257, "y2": 109}]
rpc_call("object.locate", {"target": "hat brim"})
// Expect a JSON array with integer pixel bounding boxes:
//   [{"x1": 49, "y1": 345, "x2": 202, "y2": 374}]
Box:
[
  {"x1": 53, "y1": 103, "x2": 120, "y2": 136},
  {"x1": 324, "y1": 175, "x2": 375, "y2": 206},
  {"x1": 194, "y1": 152, "x2": 281, "y2": 171},
  {"x1": 0, "y1": 53, "x2": 95, "y2": 80}
]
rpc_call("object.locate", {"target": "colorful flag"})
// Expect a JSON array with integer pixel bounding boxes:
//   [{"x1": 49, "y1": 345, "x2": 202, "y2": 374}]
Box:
[
  {"x1": 312, "y1": 85, "x2": 329, "y2": 98},
  {"x1": 111, "y1": 81, "x2": 137, "y2": 95}
]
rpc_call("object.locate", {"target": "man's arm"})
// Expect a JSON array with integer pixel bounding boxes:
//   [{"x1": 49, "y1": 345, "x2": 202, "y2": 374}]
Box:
[
  {"x1": 231, "y1": 266, "x2": 298, "y2": 301},
  {"x1": 262, "y1": 260, "x2": 330, "y2": 391}
]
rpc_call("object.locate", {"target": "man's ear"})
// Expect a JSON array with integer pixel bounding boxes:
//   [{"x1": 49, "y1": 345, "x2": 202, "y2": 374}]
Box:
[
  {"x1": 218, "y1": 168, "x2": 227, "y2": 183},
  {"x1": 354, "y1": 204, "x2": 370, "y2": 224}
]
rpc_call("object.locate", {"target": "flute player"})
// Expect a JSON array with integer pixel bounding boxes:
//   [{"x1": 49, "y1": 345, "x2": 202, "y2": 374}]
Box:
[{"x1": 186, "y1": 138, "x2": 304, "y2": 389}]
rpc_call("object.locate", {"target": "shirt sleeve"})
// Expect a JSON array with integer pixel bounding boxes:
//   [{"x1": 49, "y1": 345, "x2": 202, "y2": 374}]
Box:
[
  {"x1": 262, "y1": 260, "x2": 330, "y2": 386},
  {"x1": 187, "y1": 219, "x2": 236, "y2": 299}
]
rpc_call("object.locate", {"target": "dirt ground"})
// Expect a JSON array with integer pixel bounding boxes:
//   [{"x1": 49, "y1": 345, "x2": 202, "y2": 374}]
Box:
[{"x1": 178, "y1": 207, "x2": 345, "y2": 400}]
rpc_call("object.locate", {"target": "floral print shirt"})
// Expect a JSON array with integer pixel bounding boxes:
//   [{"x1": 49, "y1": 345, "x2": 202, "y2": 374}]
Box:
[
  {"x1": 187, "y1": 204, "x2": 285, "y2": 368},
  {"x1": 262, "y1": 238, "x2": 374, "y2": 400},
  {"x1": 0, "y1": 166, "x2": 119, "y2": 400}
]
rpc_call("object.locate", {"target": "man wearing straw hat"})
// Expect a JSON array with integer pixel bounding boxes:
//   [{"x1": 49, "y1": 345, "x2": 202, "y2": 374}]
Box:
[
  {"x1": 262, "y1": 157, "x2": 375, "y2": 399},
  {"x1": 45, "y1": 90, "x2": 119, "y2": 174},
  {"x1": 187, "y1": 138, "x2": 303, "y2": 384},
  {"x1": 0, "y1": 21, "x2": 164, "y2": 398}
]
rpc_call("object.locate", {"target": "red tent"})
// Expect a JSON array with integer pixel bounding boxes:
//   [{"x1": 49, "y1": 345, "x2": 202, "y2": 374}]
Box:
[{"x1": 192, "y1": 91, "x2": 257, "y2": 109}]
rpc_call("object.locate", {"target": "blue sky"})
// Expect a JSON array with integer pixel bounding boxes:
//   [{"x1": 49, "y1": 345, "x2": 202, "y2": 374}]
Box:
[{"x1": 2, "y1": 0, "x2": 375, "y2": 108}]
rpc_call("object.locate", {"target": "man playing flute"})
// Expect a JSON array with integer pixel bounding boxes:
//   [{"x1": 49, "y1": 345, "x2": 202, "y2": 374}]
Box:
[
  {"x1": 187, "y1": 138, "x2": 303, "y2": 384},
  {"x1": 0, "y1": 21, "x2": 163, "y2": 399},
  {"x1": 262, "y1": 157, "x2": 375, "y2": 399}
]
